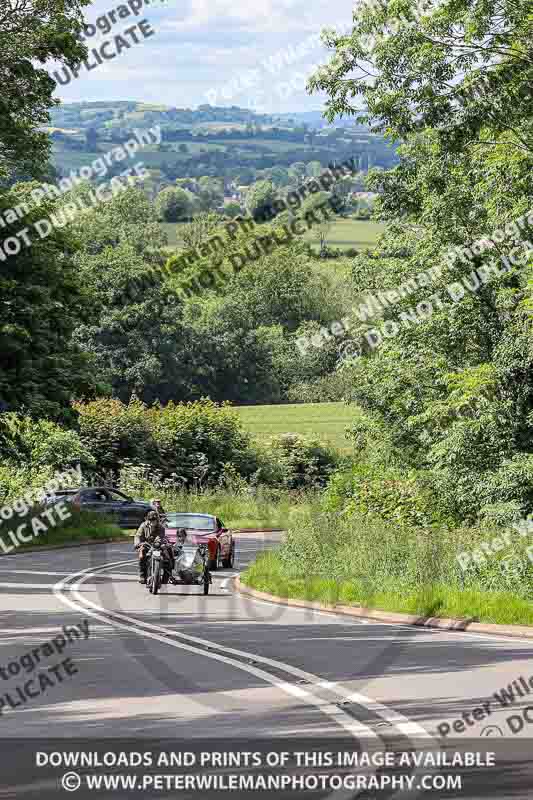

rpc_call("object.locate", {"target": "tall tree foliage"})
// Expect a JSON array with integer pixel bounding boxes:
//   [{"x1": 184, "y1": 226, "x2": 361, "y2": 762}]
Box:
[
  {"x1": 310, "y1": 0, "x2": 533, "y2": 523},
  {"x1": 0, "y1": 0, "x2": 89, "y2": 181},
  {"x1": 0, "y1": 184, "x2": 95, "y2": 421}
]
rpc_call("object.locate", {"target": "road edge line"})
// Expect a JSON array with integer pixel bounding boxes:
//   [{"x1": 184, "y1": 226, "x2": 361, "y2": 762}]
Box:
[{"x1": 235, "y1": 577, "x2": 533, "y2": 640}]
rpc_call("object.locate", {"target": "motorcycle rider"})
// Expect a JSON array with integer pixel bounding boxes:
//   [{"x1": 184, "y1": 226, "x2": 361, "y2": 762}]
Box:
[
  {"x1": 134, "y1": 510, "x2": 174, "y2": 584},
  {"x1": 151, "y1": 498, "x2": 166, "y2": 522}
]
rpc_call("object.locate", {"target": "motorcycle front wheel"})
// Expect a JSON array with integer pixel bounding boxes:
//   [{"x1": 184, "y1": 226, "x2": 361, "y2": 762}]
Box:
[{"x1": 152, "y1": 563, "x2": 162, "y2": 595}]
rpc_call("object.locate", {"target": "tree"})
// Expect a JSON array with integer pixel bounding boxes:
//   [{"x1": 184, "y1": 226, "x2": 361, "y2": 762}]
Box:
[
  {"x1": 245, "y1": 180, "x2": 277, "y2": 222},
  {"x1": 264, "y1": 166, "x2": 290, "y2": 187},
  {"x1": 69, "y1": 184, "x2": 167, "y2": 266},
  {"x1": 73, "y1": 241, "x2": 198, "y2": 405},
  {"x1": 155, "y1": 186, "x2": 195, "y2": 222},
  {"x1": 197, "y1": 176, "x2": 224, "y2": 211},
  {"x1": 288, "y1": 162, "x2": 307, "y2": 184},
  {"x1": 0, "y1": 0, "x2": 90, "y2": 181},
  {"x1": 307, "y1": 0, "x2": 533, "y2": 524},
  {"x1": 300, "y1": 192, "x2": 335, "y2": 255},
  {"x1": 308, "y1": 0, "x2": 533, "y2": 157},
  {"x1": 224, "y1": 201, "x2": 242, "y2": 218},
  {"x1": 0, "y1": 183, "x2": 95, "y2": 421},
  {"x1": 184, "y1": 234, "x2": 345, "y2": 403},
  {"x1": 182, "y1": 211, "x2": 224, "y2": 250}
]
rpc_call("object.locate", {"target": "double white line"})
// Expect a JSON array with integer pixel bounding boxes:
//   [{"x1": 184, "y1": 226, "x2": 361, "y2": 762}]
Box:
[{"x1": 54, "y1": 558, "x2": 435, "y2": 798}]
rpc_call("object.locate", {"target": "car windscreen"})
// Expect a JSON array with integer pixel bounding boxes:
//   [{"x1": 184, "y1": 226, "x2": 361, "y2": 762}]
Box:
[{"x1": 165, "y1": 514, "x2": 215, "y2": 530}]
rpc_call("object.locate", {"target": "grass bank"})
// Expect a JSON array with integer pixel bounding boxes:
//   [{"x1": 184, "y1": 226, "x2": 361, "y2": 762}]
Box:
[
  {"x1": 1, "y1": 509, "x2": 128, "y2": 555},
  {"x1": 241, "y1": 508, "x2": 533, "y2": 627},
  {"x1": 117, "y1": 481, "x2": 317, "y2": 531},
  {"x1": 242, "y1": 552, "x2": 533, "y2": 626}
]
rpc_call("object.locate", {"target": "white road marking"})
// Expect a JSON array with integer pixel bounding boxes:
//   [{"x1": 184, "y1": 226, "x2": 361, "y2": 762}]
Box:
[
  {"x1": 320, "y1": 682, "x2": 432, "y2": 740},
  {"x1": 54, "y1": 558, "x2": 435, "y2": 747},
  {"x1": 53, "y1": 559, "x2": 378, "y2": 746},
  {"x1": 0, "y1": 582, "x2": 80, "y2": 590},
  {"x1": 0, "y1": 625, "x2": 110, "y2": 636},
  {"x1": 0, "y1": 570, "x2": 72, "y2": 576}
]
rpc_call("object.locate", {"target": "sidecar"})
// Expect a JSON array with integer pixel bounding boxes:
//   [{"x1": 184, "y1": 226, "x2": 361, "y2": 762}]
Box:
[{"x1": 172, "y1": 542, "x2": 212, "y2": 595}]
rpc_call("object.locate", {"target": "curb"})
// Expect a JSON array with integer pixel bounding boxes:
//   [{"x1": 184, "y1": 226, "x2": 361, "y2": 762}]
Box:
[
  {"x1": 0, "y1": 536, "x2": 132, "y2": 557},
  {"x1": 235, "y1": 577, "x2": 533, "y2": 640},
  {"x1": 233, "y1": 528, "x2": 284, "y2": 535}
]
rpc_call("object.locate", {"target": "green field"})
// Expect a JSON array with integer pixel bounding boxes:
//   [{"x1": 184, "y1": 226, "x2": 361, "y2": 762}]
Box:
[
  {"x1": 234, "y1": 402, "x2": 354, "y2": 452},
  {"x1": 160, "y1": 217, "x2": 385, "y2": 254},
  {"x1": 304, "y1": 217, "x2": 385, "y2": 251}
]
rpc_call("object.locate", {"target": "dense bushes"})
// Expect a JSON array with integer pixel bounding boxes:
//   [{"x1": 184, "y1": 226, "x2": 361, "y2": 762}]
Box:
[
  {"x1": 74, "y1": 396, "x2": 256, "y2": 484},
  {"x1": 265, "y1": 433, "x2": 337, "y2": 489},
  {"x1": 324, "y1": 462, "x2": 447, "y2": 528},
  {"x1": 73, "y1": 397, "x2": 338, "y2": 490},
  {"x1": 0, "y1": 413, "x2": 93, "y2": 505}
]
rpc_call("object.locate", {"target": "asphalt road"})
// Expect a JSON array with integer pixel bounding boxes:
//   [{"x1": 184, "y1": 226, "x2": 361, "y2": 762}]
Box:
[{"x1": 1, "y1": 535, "x2": 533, "y2": 798}]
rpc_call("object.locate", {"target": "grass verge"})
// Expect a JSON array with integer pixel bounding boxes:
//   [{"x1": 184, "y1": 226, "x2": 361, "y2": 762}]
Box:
[
  {"x1": 242, "y1": 551, "x2": 533, "y2": 627},
  {"x1": 117, "y1": 483, "x2": 318, "y2": 531},
  {"x1": 5, "y1": 509, "x2": 129, "y2": 554}
]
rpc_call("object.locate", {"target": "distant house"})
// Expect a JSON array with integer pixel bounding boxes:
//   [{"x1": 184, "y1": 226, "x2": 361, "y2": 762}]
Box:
[{"x1": 235, "y1": 185, "x2": 249, "y2": 201}]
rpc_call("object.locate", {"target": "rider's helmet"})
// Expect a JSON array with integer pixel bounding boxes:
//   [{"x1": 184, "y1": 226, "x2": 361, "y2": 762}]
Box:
[
  {"x1": 177, "y1": 527, "x2": 187, "y2": 545},
  {"x1": 146, "y1": 510, "x2": 159, "y2": 522}
]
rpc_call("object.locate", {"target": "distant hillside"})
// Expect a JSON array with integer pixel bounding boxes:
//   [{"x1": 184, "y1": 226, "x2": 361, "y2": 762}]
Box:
[
  {"x1": 48, "y1": 102, "x2": 278, "y2": 132},
  {"x1": 45, "y1": 101, "x2": 397, "y2": 191},
  {"x1": 272, "y1": 110, "x2": 367, "y2": 129}
]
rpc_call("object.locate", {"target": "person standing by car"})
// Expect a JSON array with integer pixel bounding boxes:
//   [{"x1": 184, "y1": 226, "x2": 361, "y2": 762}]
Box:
[{"x1": 135, "y1": 510, "x2": 173, "y2": 584}]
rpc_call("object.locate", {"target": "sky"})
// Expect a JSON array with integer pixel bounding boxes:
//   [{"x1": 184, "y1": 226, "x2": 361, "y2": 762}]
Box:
[{"x1": 49, "y1": 0, "x2": 357, "y2": 113}]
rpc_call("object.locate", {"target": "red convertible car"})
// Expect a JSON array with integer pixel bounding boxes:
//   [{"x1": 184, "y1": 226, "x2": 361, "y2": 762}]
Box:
[{"x1": 164, "y1": 512, "x2": 235, "y2": 570}]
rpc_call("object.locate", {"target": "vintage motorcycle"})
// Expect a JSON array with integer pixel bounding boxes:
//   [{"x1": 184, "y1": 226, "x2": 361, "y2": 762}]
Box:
[
  {"x1": 146, "y1": 536, "x2": 212, "y2": 595},
  {"x1": 145, "y1": 537, "x2": 167, "y2": 595}
]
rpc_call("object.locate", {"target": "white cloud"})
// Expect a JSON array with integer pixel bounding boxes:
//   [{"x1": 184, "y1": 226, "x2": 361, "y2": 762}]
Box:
[{"x1": 50, "y1": 0, "x2": 354, "y2": 111}]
